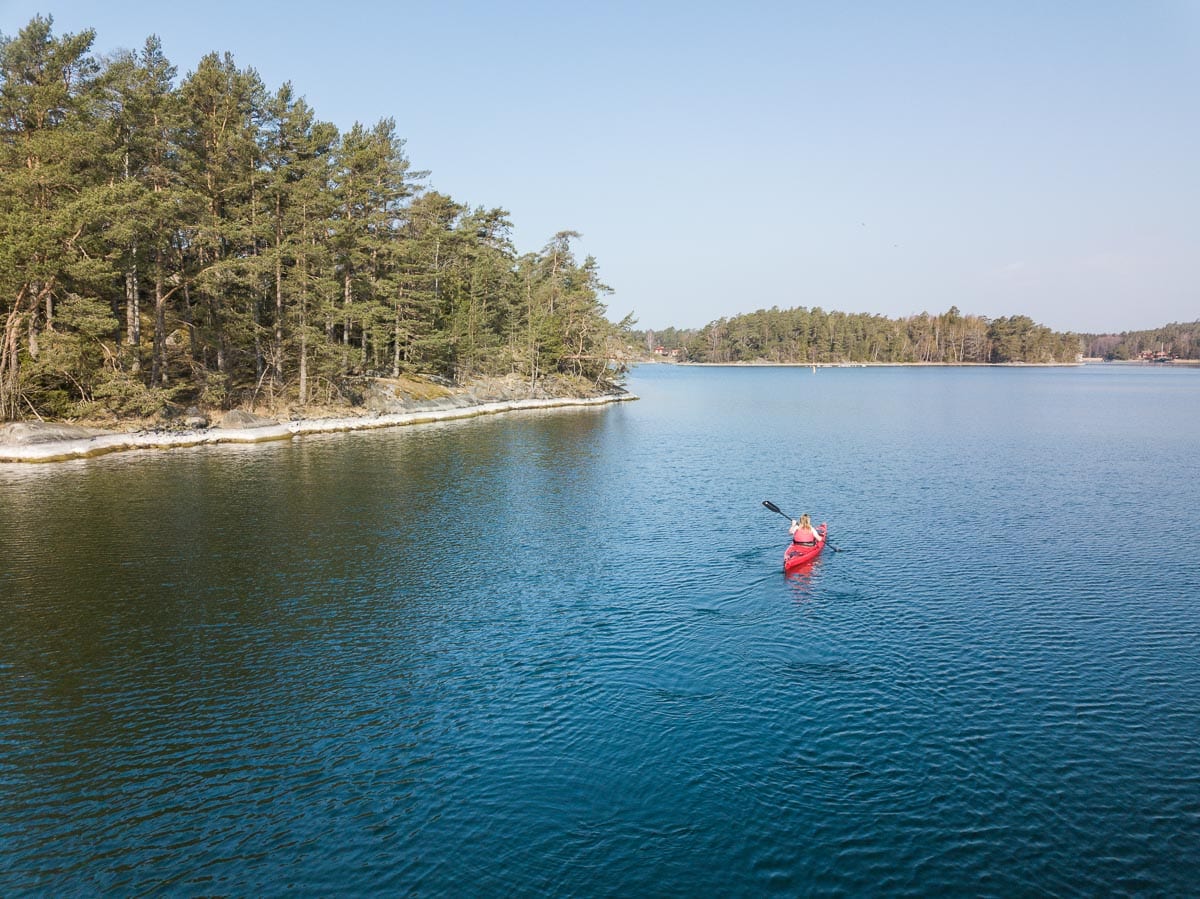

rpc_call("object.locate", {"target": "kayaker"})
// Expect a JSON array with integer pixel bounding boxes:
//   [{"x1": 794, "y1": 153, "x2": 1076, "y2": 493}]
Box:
[{"x1": 790, "y1": 514, "x2": 824, "y2": 546}]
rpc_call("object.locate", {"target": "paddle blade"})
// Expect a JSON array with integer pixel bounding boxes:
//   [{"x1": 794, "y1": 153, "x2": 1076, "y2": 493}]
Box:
[{"x1": 762, "y1": 500, "x2": 789, "y2": 518}]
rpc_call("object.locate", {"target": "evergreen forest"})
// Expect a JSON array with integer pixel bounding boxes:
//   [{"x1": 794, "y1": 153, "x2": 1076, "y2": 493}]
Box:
[
  {"x1": 1081, "y1": 322, "x2": 1200, "y2": 361},
  {"x1": 637, "y1": 306, "x2": 1084, "y2": 365},
  {"x1": 0, "y1": 17, "x2": 628, "y2": 422}
]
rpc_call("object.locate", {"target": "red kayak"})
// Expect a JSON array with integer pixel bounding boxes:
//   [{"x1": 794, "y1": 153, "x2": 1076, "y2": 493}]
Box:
[{"x1": 784, "y1": 524, "x2": 827, "y2": 571}]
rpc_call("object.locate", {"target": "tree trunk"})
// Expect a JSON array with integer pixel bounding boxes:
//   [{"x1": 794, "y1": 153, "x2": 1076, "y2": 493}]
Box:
[
  {"x1": 126, "y1": 253, "x2": 141, "y2": 371},
  {"x1": 151, "y1": 267, "x2": 167, "y2": 387},
  {"x1": 392, "y1": 293, "x2": 402, "y2": 378},
  {"x1": 343, "y1": 270, "x2": 352, "y2": 346},
  {"x1": 183, "y1": 279, "x2": 199, "y2": 364},
  {"x1": 298, "y1": 309, "x2": 308, "y2": 408},
  {"x1": 210, "y1": 291, "x2": 226, "y2": 374},
  {"x1": 274, "y1": 220, "x2": 284, "y2": 383},
  {"x1": 1, "y1": 307, "x2": 27, "y2": 421},
  {"x1": 124, "y1": 152, "x2": 140, "y2": 362}
]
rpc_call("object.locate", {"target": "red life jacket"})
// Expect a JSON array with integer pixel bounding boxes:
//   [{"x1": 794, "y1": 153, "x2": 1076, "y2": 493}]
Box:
[{"x1": 792, "y1": 526, "x2": 820, "y2": 545}]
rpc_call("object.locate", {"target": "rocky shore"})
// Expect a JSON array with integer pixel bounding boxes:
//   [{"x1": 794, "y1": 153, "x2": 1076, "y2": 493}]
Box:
[{"x1": 0, "y1": 375, "x2": 635, "y2": 464}]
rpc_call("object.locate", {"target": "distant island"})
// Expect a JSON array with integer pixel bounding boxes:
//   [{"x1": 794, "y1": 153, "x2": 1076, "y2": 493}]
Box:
[
  {"x1": 632, "y1": 307, "x2": 1199, "y2": 366},
  {"x1": 0, "y1": 16, "x2": 630, "y2": 431}
]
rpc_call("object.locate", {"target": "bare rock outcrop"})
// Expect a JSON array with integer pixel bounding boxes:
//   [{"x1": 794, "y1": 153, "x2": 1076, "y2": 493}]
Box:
[
  {"x1": 0, "y1": 422, "x2": 113, "y2": 445},
  {"x1": 217, "y1": 410, "x2": 279, "y2": 429}
]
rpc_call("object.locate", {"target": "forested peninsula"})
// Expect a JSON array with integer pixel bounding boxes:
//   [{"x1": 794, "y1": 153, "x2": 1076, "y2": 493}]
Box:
[
  {"x1": 638, "y1": 307, "x2": 1082, "y2": 365},
  {"x1": 638, "y1": 308, "x2": 1200, "y2": 366},
  {"x1": 0, "y1": 17, "x2": 629, "y2": 428}
]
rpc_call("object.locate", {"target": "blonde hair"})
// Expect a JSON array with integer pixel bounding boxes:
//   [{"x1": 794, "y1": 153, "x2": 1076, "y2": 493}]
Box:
[{"x1": 798, "y1": 513, "x2": 812, "y2": 529}]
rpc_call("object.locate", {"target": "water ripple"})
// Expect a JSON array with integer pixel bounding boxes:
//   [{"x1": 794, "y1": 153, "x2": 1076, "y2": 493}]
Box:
[{"x1": 4, "y1": 366, "x2": 1200, "y2": 895}]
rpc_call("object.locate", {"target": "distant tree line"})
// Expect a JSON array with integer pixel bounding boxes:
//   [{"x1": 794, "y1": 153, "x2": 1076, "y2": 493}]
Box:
[
  {"x1": 637, "y1": 326, "x2": 692, "y2": 353},
  {"x1": 0, "y1": 16, "x2": 627, "y2": 422},
  {"x1": 636, "y1": 306, "x2": 1082, "y2": 364},
  {"x1": 1081, "y1": 322, "x2": 1200, "y2": 361}
]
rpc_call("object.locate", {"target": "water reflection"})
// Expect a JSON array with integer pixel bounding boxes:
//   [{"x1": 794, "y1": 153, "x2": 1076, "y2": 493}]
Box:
[{"x1": 784, "y1": 561, "x2": 823, "y2": 602}]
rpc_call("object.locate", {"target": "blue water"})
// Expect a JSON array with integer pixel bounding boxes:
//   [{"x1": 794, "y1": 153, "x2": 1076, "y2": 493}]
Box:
[{"x1": 2, "y1": 364, "x2": 1199, "y2": 895}]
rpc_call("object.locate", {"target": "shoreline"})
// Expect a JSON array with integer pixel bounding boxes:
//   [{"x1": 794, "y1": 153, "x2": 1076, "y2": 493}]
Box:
[
  {"x1": 0, "y1": 393, "x2": 636, "y2": 465},
  {"x1": 656, "y1": 359, "x2": 1200, "y2": 368},
  {"x1": 672, "y1": 360, "x2": 1085, "y2": 368}
]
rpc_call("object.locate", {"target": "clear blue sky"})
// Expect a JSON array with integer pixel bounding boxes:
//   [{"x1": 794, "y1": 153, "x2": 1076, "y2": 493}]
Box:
[{"x1": 2, "y1": 1, "x2": 1197, "y2": 333}]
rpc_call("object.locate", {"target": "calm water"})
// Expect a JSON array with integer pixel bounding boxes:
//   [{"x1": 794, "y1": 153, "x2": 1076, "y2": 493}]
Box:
[{"x1": 2, "y1": 364, "x2": 1199, "y2": 896}]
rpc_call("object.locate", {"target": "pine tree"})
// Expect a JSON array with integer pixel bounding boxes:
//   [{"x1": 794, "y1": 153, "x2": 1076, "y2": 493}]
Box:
[
  {"x1": 0, "y1": 15, "x2": 110, "y2": 417},
  {"x1": 177, "y1": 52, "x2": 265, "y2": 401},
  {"x1": 259, "y1": 83, "x2": 338, "y2": 405},
  {"x1": 331, "y1": 119, "x2": 424, "y2": 377},
  {"x1": 448, "y1": 206, "x2": 517, "y2": 378},
  {"x1": 102, "y1": 36, "x2": 198, "y2": 392}
]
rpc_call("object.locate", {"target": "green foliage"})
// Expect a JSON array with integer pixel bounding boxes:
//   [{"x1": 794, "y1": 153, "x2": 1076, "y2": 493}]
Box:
[
  {"x1": 647, "y1": 306, "x2": 1082, "y2": 365},
  {"x1": 198, "y1": 371, "x2": 231, "y2": 409},
  {"x1": 87, "y1": 374, "x2": 170, "y2": 419},
  {"x1": 1082, "y1": 321, "x2": 1200, "y2": 361},
  {"x1": 0, "y1": 16, "x2": 623, "y2": 421}
]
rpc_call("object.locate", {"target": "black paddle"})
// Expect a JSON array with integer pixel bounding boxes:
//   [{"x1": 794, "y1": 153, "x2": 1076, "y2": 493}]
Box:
[
  {"x1": 762, "y1": 500, "x2": 844, "y2": 552},
  {"x1": 762, "y1": 500, "x2": 793, "y2": 520}
]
